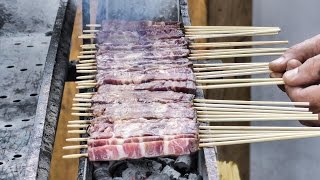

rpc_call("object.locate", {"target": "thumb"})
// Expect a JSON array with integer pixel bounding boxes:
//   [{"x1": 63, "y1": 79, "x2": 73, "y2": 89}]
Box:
[{"x1": 283, "y1": 54, "x2": 320, "y2": 86}]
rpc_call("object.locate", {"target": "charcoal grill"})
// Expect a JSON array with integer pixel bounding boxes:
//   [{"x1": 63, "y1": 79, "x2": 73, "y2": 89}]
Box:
[{"x1": 0, "y1": 0, "x2": 218, "y2": 179}]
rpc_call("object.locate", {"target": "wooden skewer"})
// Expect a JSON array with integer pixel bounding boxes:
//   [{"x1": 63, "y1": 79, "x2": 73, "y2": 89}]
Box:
[
  {"x1": 190, "y1": 48, "x2": 287, "y2": 56},
  {"x1": 78, "y1": 55, "x2": 95, "y2": 59},
  {"x1": 184, "y1": 26, "x2": 280, "y2": 30},
  {"x1": 71, "y1": 113, "x2": 93, "y2": 116},
  {"x1": 194, "y1": 106, "x2": 311, "y2": 114},
  {"x1": 76, "y1": 64, "x2": 96, "y2": 68},
  {"x1": 199, "y1": 126, "x2": 320, "y2": 131},
  {"x1": 193, "y1": 64, "x2": 268, "y2": 71},
  {"x1": 77, "y1": 66, "x2": 97, "y2": 70},
  {"x1": 73, "y1": 103, "x2": 92, "y2": 107},
  {"x1": 78, "y1": 35, "x2": 96, "y2": 39},
  {"x1": 197, "y1": 116, "x2": 318, "y2": 122},
  {"x1": 199, "y1": 130, "x2": 320, "y2": 134},
  {"x1": 189, "y1": 52, "x2": 283, "y2": 60},
  {"x1": 72, "y1": 107, "x2": 91, "y2": 111},
  {"x1": 76, "y1": 82, "x2": 97, "y2": 87},
  {"x1": 81, "y1": 46, "x2": 97, "y2": 50},
  {"x1": 74, "y1": 93, "x2": 94, "y2": 97},
  {"x1": 197, "y1": 80, "x2": 284, "y2": 89},
  {"x1": 75, "y1": 80, "x2": 96, "y2": 84},
  {"x1": 193, "y1": 63, "x2": 268, "y2": 67},
  {"x1": 185, "y1": 29, "x2": 280, "y2": 34},
  {"x1": 73, "y1": 98, "x2": 92, "y2": 102},
  {"x1": 76, "y1": 82, "x2": 97, "y2": 86},
  {"x1": 185, "y1": 27, "x2": 280, "y2": 31},
  {"x1": 80, "y1": 50, "x2": 97, "y2": 54},
  {"x1": 196, "y1": 78, "x2": 283, "y2": 84},
  {"x1": 194, "y1": 67, "x2": 270, "y2": 76},
  {"x1": 194, "y1": 103, "x2": 309, "y2": 112},
  {"x1": 199, "y1": 133, "x2": 314, "y2": 142},
  {"x1": 187, "y1": 29, "x2": 280, "y2": 39},
  {"x1": 68, "y1": 130, "x2": 87, "y2": 134},
  {"x1": 199, "y1": 133, "x2": 320, "y2": 147},
  {"x1": 86, "y1": 24, "x2": 101, "y2": 27},
  {"x1": 83, "y1": 29, "x2": 99, "y2": 33},
  {"x1": 192, "y1": 48, "x2": 277, "y2": 53},
  {"x1": 63, "y1": 153, "x2": 88, "y2": 159},
  {"x1": 197, "y1": 114, "x2": 315, "y2": 118},
  {"x1": 66, "y1": 138, "x2": 89, "y2": 142},
  {"x1": 194, "y1": 99, "x2": 309, "y2": 106},
  {"x1": 76, "y1": 63, "x2": 97, "y2": 67},
  {"x1": 76, "y1": 75, "x2": 96, "y2": 80},
  {"x1": 67, "y1": 124, "x2": 89, "y2": 128},
  {"x1": 77, "y1": 70, "x2": 97, "y2": 73},
  {"x1": 196, "y1": 70, "x2": 272, "y2": 79},
  {"x1": 78, "y1": 60, "x2": 96, "y2": 64},
  {"x1": 189, "y1": 41, "x2": 289, "y2": 48},
  {"x1": 81, "y1": 44, "x2": 96, "y2": 48},
  {"x1": 196, "y1": 111, "x2": 294, "y2": 115},
  {"x1": 199, "y1": 132, "x2": 309, "y2": 138}
]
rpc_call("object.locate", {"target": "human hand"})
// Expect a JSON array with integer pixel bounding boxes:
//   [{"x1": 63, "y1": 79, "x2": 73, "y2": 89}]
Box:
[{"x1": 269, "y1": 35, "x2": 320, "y2": 126}]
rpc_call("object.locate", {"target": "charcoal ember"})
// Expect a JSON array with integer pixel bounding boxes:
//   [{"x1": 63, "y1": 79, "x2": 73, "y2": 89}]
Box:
[
  {"x1": 188, "y1": 173, "x2": 202, "y2": 180},
  {"x1": 161, "y1": 165, "x2": 181, "y2": 179},
  {"x1": 108, "y1": 161, "x2": 128, "y2": 177},
  {"x1": 121, "y1": 159, "x2": 163, "y2": 179},
  {"x1": 148, "y1": 160, "x2": 163, "y2": 172},
  {"x1": 157, "y1": 157, "x2": 175, "y2": 166},
  {"x1": 93, "y1": 167, "x2": 112, "y2": 180},
  {"x1": 146, "y1": 173, "x2": 170, "y2": 180},
  {"x1": 122, "y1": 167, "x2": 147, "y2": 180},
  {"x1": 174, "y1": 155, "x2": 192, "y2": 173},
  {"x1": 178, "y1": 178, "x2": 188, "y2": 180},
  {"x1": 93, "y1": 162, "x2": 112, "y2": 180}
]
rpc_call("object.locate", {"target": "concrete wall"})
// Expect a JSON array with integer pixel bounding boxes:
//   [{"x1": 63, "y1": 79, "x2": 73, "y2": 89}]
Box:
[{"x1": 251, "y1": 1, "x2": 320, "y2": 180}]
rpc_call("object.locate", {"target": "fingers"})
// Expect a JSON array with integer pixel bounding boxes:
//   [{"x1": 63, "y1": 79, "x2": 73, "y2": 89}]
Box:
[
  {"x1": 285, "y1": 85, "x2": 320, "y2": 113},
  {"x1": 269, "y1": 34, "x2": 320, "y2": 73},
  {"x1": 283, "y1": 54, "x2": 320, "y2": 86},
  {"x1": 299, "y1": 118, "x2": 320, "y2": 127}
]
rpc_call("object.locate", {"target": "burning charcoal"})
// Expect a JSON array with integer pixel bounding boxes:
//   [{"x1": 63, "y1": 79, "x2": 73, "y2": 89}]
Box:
[
  {"x1": 178, "y1": 178, "x2": 188, "y2": 180},
  {"x1": 147, "y1": 173, "x2": 171, "y2": 180},
  {"x1": 158, "y1": 157, "x2": 175, "y2": 166},
  {"x1": 188, "y1": 173, "x2": 202, "y2": 180},
  {"x1": 161, "y1": 165, "x2": 181, "y2": 179},
  {"x1": 135, "y1": 171, "x2": 147, "y2": 180},
  {"x1": 109, "y1": 161, "x2": 128, "y2": 177},
  {"x1": 148, "y1": 160, "x2": 163, "y2": 172},
  {"x1": 122, "y1": 167, "x2": 141, "y2": 179},
  {"x1": 174, "y1": 155, "x2": 192, "y2": 172},
  {"x1": 93, "y1": 167, "x2": 112, "y2": 180}
]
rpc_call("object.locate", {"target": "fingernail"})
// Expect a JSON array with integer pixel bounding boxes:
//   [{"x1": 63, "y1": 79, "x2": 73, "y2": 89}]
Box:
[
  {"x1": 284, "y1": 68, "x2": 298, "y2": 79},
  {"x1": 272, "y1": 57, "x2": 285, "y2": 64}
]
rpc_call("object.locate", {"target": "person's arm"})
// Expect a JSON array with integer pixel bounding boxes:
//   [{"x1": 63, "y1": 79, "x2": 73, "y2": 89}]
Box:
[{"x1": 269, "y1": 35, "x2": 320, "y2": 126}]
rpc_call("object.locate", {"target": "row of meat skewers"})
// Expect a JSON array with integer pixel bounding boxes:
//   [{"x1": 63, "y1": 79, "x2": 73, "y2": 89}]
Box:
[{"x1": 63, "y1": 22, "x2": 320, "y2": 160}]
